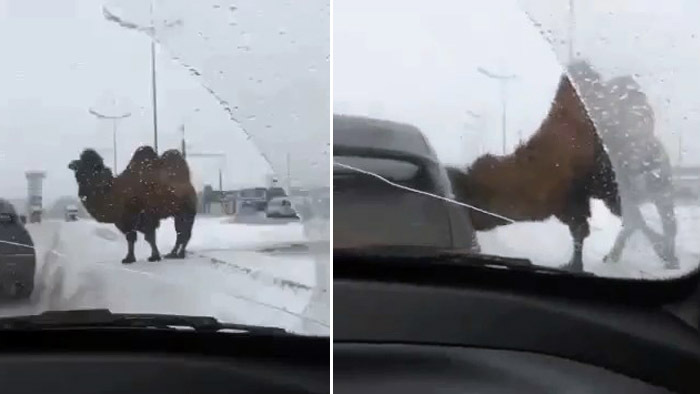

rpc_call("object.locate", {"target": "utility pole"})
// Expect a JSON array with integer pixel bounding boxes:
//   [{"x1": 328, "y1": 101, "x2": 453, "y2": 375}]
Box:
[
  {"x1": 477, "y1": 67, "x2": 517, "y2": 154},
  {"x1": 150, "y1": 0, "x2": 159, "y2": 153},
  {"x1": 180, "y1": 124, "x2": 187, "y2": 159},
  {"x1": 89, "y1": 107, "x2": 132, "y2": 172},
  {"x1": 568, "y1": 0, "x2": 576, "y2": 63},
  {"x1": 286, "y1": 153, "x2": 291, "y2": 191}
]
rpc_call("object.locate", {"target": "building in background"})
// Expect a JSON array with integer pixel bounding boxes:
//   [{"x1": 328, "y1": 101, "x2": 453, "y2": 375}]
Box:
[{"x1": 25, "y1": 171, "x2": 46, "y2": 223}]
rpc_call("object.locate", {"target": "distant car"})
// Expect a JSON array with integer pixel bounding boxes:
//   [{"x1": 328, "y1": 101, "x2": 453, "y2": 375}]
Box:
[
  {"x1": 238, "y1": 188, "x2": 268, "y2": 211},
  {"x1": 28, "y1": 207, "x2": 42, "y2": 223},
  {"x1": 65, "y1": 205, "x2": 79, "y2": 221},
  {"x1": 333, "y1": 114, "x2": 479, "y2": 252},
  {"x1": 266, "y1": 197, "x2": 299, "y2": 219},
  {"x1": 0, "y1": 199, "x2": 36, "y2": 299}
]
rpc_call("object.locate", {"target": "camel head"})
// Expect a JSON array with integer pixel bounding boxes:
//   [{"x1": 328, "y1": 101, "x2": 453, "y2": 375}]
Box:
[
  {"x1": 445, "y1": 162, "x2": 508, "y2": 231},
  {"x1": 68, "y1": 149, "x2": 114, "y2": 193}
]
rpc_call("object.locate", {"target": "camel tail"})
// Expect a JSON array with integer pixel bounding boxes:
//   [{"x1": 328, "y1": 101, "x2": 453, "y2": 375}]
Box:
[{"x1": 160, "y1": 149, "x2": 191, "y2": 182}]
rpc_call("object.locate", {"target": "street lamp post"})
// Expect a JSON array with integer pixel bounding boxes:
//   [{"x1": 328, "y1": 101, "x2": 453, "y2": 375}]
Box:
[
  {"x1": 150, "y1": 0, "x2": 159, "y2": 153},
  {"x1": 477, "y1": 67, "x2": 517, "y2": 154},
  {"x1": 89, "y1": 108, "x2": 132, "y2": 172},
  {"x1": 569, "y1": 0, "x2": 576, "y2": 63}
]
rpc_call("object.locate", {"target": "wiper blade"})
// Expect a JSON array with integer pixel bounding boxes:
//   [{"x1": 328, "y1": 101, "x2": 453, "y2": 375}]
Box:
[
  {"x1": 0, "y1": 309, "x2": 291, "y2": 335},
  {"x1": 334, "y1": 245, "x2": 594, "y2": 276}
]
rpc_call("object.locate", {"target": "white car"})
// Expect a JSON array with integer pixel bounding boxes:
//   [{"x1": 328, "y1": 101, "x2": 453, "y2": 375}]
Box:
[
  {"x1": 266, "y1": 197, "x2": 299, "y2": 218},
  {"x1": 65, "y1": 205, "x2": 79, "y2": 221}
]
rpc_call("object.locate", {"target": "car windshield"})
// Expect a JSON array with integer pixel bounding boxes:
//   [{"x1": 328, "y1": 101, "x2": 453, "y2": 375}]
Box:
[
  {"x1": 0, "y1": 0, "x2": 329, "y2": 336},
  {"x1": 334, "y1": 0, "x2": 700, "y2": 280},
  {"x1": 334, "y1": 157, "x2": 420, "y2": 183}
]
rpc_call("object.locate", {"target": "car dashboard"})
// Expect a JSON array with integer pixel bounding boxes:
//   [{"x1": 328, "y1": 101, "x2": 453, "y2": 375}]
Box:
[{"x1": 0, "y1": 329, "x2": 329, "y2": 394}]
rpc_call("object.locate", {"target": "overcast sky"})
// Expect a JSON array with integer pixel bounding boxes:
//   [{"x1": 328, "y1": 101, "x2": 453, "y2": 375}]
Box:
[
  {"x1": 334, "y1": 0, "x2": 700, "y2": 168},
  {"x1": 0, "y1": 0, "x2": 329, "y2": 202}
]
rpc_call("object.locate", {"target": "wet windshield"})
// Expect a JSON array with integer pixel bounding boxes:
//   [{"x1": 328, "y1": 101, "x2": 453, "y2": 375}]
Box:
[
  {"x1": 0, "y1": 0, "x2": 329, "y2": 335},
  {"x1": 334, "y1": 0, "x2": 699, "y2": 280}
]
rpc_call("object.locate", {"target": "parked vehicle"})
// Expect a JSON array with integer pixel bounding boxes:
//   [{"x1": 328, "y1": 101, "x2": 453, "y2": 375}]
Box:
[
  {"x1": 65, "y1": 205, "x2": 79, "y2": 221},
  {"x1": 238, "y1": 188, "x2": 268, "y2": 211},
  {"x1": 266, "y1": 197, "x2": 299, "y2": 218},
  {"x1": 0, "y1": 199, "x2": 36, "y2": 299},
  {"x1": 333, "y1": 114, "x2": 479, "y2": 252},
  {"x1": 28, "y1": 206, "x2": 42, "y2": 223}
]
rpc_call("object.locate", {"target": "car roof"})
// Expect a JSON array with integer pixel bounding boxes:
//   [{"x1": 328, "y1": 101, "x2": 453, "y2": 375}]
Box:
[
  {"x1": 0, "y1": 199, "x2": 18, "y2": 216},
  {"x1": 333, "y1": 114, "x2": 439, "y2": 162}
]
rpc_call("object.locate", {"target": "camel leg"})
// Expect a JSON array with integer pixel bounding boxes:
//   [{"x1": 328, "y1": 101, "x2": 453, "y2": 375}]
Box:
[
  {"x1": 164, "y1": 232, "x2": 182, "y2": 259},
  {"x1": 116, "y1": 217, "x2": 138, "y2": 264},
  {"x1": 604, "y1": 204, "x2": 645, "y2": 263},
  {"x1": 559, "y1": 193, "x2": 591, "y2": 273},
  {"x1": 123, "y1": 230, "x2": 137, "y2": 264},
  {"x1": 604, "y1": 226, "x2": 637, "y2": 263},
  {"x1": 563, "y1": 219, "x2": 590, "y2": 272},
  {"x1": 176, "y1": 211, "x2": 196, "y2": 258},
  {"x1": 653, "y1": 198, "x2": 678, "y2": 269},
  {"x1": 144, "y1": 227, "x2": 162, "y2": 262},
  {"x1": 165, "y1": 211, "x2": 195, "y2": 259}
]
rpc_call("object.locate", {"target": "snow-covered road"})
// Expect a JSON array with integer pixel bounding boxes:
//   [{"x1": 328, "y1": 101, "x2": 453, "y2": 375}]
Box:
[
  {"x1": 0, "y1": 216, "x2": 328, "y2": 335},
  {"x1": 478, "y1": 200, "x2": 700, "y2": 279}
]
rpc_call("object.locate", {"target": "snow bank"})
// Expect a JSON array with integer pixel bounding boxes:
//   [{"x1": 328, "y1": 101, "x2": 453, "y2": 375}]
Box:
[
  {"x1": 478, "y1": 200, "x2": 700, "y2": 279},
  {"x1": 16, "y1": 217, "x2": 326, "y2": 335}
]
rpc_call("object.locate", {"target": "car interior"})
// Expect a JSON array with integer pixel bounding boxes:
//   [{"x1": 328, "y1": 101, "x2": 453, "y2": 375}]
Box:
[
  {"x1": 334, "y1": 252, "x2": 700, "y2": 394},
  {"x1": 0, "y1": 326, "x2": 329, "y2": 394}
]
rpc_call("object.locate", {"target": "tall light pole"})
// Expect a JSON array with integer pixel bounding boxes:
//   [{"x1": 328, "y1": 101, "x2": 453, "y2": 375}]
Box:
[
  {"x1": 477, "y1": 67, "x2": 517, "y2": 154},
  {"x1": 150, "y1": 0, "x2": 159, "y2": 153},
  {"x1": 568, "y1": 0, "x2": 576, "y2": 63},
  {"x1": 89, "y1": 108, "x2": 132, "y2": 172}
]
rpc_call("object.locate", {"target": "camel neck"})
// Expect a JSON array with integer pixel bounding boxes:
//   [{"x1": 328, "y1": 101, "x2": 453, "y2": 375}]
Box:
[{"x1": 78, "y1": 176, "x2": 119, "y2": 223}]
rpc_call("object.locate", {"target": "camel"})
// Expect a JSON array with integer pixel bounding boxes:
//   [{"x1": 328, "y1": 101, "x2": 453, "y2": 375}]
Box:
[{"x1": 68, "y1": 146, "x2": 197, "y2": 264}]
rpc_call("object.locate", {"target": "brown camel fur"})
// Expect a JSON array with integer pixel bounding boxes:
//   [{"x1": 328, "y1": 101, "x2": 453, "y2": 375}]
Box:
[
  {"x1": 447, "y1": 73, "x2": 619, "y2": 272},
  {"x1": 69, "y1": 146, "x2": 197, "y2": 264}
]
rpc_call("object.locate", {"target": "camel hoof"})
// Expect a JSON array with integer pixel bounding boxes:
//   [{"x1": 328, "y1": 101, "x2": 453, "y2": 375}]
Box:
[
  {"x1": 603, "y1": 254, "x2": 618, "y2": 264},
  {"x1": 122, "y1": 256, "x2": 136, "y2": 264},
  {"x1": 164, "y1": 252, "x2": 184, "y2": 259},
  {"x1": 148, "y1": 255, "x2": 162, "y2": 262},
  {"x1": 561, "y1": 260, "x2": 583, "y2": 273},
  {"x1": 664, "y1": 257, "x2": 680, "y2": 270}
]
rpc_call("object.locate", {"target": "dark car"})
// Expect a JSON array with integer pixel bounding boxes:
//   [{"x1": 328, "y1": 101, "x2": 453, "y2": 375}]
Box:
[
  {"x1": 333, "y1": 114, "x2": 479, "y2": 252},
  {"x1": 0, "y1": 199, "x2": 36, "y2": 299}
]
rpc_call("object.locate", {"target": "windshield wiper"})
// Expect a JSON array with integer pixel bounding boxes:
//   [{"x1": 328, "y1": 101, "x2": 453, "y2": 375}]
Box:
[
  {"x1": 0, "y1": 309, "x2": 291, "y2": 335},
  {"x1": 334, "y1": 245, "x2": 595, "y2": 276}
]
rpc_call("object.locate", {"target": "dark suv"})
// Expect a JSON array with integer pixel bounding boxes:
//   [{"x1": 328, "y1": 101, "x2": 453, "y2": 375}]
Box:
[
  {"x1": 333, "y1": 114, "x2": 479, "y2": 252},
  {"x1": 0, "y1": 199, "x2": 36, "y2": 299}
]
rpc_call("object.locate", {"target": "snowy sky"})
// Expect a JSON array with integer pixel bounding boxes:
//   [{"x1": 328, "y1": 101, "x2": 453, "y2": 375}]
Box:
[
  {"x1": 0, "y1": 0, "x2": 328, "y2": 201},
  {"x1": 334, "y1": 0, "x2": 700, "y2": 168}
]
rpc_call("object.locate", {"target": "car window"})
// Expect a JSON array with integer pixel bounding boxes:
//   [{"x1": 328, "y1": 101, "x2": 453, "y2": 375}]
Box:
[
  {"x1": 334, "y1": 0, "x2": 699, "y2": 280},
  {"x1": 334, "y1": 157, "x2": 420, "y2": 182},
  {"x1": 0, "y1": 0, "x2": 329, "y2": 335}
]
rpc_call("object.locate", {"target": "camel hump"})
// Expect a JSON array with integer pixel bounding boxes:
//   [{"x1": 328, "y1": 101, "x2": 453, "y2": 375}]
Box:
[
  {"x1": 131, "y1": 146, "x2": 159, "y2": 162},
  {"x1": 122, "y1": 146, "x2": 159, "y2": 175},
  {"x1": 160, "y1": 149, "x2": 191, "y2": 182}
]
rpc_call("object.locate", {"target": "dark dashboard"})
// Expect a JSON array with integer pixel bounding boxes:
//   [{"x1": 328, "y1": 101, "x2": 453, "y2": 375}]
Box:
[{"x1": 334, "y1": 256, "x2": 700, "y2": 393}]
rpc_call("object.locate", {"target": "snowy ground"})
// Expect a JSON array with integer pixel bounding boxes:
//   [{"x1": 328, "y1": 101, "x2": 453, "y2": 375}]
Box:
[
  {"x1": 477, "y1": 200, "x2": 700, "y2": 279},
  {"x1": 0, "y1": 215, "x2": 329, "y2": 335}
]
